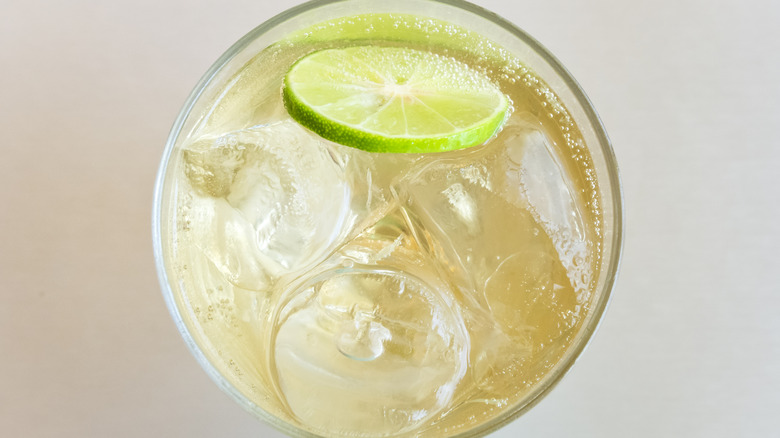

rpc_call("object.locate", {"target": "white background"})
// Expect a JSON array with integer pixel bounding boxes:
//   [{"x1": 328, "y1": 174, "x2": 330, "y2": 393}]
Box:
[{"x1": 1, "y1": 0, "x2": 778, "y2": 436}]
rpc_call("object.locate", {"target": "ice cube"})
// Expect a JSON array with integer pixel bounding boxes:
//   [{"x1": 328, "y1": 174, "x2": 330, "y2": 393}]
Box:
[
  {"x1": 272, "y1": 265, "x2": 469, "y2": 436},
  {"x1": 180, "y1": 121, "x2": 351, "y2": 290},
  {"x1": 264, "y1": 202, "x2": 474, "y2": 435},
  {"x1": 503, "y1": 120, "x2": 593, "y2": 298},
  {"x1": 394, "y1": 142, "x2": 557, "y2": 297},
  {"x1": 393, "y1": 124, "x2": 581, "y2": 374}
]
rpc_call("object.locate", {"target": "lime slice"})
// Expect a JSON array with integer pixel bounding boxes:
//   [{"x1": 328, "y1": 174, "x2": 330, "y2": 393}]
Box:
[{"x1": 283, "y1": 46, "x2": 509, "y2": 153}]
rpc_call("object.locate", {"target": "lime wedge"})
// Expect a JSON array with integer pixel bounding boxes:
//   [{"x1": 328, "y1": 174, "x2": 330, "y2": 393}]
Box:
[{"x1": 283, "y1": 46, "x2": 509, "y2": 153}]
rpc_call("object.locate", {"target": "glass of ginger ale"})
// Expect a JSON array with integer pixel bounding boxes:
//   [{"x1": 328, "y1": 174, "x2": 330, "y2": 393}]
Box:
[{"x1": 153, "y1": 0, "x2": 623, "y2": 436}]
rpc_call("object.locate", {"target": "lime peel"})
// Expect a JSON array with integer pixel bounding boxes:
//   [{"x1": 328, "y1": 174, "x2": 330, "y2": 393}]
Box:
[{"x1": 283, "y1": 46, "x2": 509, "y2": 153}]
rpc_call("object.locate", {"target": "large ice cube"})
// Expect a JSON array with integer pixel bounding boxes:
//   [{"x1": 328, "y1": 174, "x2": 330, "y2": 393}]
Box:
[
  {"x1": 181, "y1": 121, "x2": 350, "y2": 291},
  {"x1": 502, "y1": 120, "x2": 593, "y2": 298},
  {"x1": 393, "y1": 120, "x2": 584, "y2": 392},
  {"x1": 270, "y1": 207, "x2": 469, "y2": 436}
]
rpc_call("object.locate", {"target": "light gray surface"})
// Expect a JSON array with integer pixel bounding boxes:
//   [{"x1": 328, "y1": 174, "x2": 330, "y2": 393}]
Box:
[{"x1": 1, "y1": 0, "x2": 778, "y2": 436}]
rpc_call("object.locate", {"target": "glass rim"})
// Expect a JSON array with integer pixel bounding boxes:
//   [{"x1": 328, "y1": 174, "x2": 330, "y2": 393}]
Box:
[{"x1": 152, "y1": 0, "x2": 625, "y2": 436}]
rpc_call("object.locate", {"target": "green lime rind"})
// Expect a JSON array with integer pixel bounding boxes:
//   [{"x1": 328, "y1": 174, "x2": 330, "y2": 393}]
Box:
[{"x1": 282, "y1": 46, "x2": 509, "y2": 153}]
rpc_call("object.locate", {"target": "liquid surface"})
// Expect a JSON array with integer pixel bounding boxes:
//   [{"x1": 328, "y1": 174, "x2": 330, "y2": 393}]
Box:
[{"x1": 162, "y1": 13, "x2": 602, "y2": 438}]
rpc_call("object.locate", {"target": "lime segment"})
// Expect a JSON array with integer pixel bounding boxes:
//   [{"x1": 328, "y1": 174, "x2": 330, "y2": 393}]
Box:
[{"x1": 283, "y1": 46, "x2": 509, "y2": 153}]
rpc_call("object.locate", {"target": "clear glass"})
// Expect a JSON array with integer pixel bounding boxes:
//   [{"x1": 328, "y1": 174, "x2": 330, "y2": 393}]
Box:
[{"x1": 153, "y1": 0, "x2": 623, "y2": 436}]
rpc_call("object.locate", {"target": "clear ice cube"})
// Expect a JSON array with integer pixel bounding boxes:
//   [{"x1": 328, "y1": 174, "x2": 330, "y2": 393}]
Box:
[
  {"x1": 393, "y1": 119, "x2": 585, "y2": 394},
  {"x1": 181, "y1": 121, "x2": 351, "y2": 291},
  {"x1": 270, "y1": 207, "x2": 470, "y2": 436},
  {"x1": 503, "y1": 119, "x2": 592, "y2": 298}
]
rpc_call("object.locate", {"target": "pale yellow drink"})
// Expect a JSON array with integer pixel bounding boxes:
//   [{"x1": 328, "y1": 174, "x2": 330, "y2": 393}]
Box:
[{"x1": 156, "y1": 7, "x2": 616, "y2": 438}]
